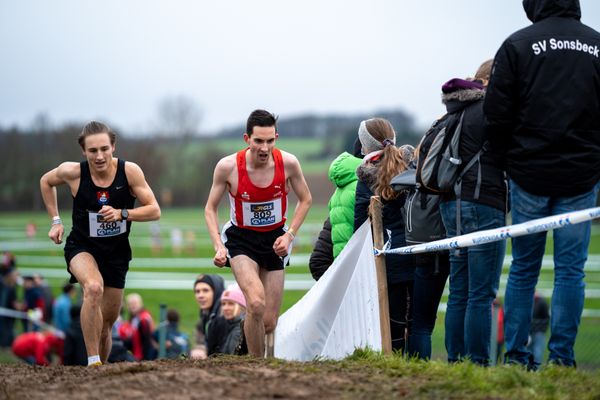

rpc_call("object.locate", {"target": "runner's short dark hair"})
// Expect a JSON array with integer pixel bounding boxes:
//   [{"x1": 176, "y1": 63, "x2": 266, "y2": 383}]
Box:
[
  {"x1": 78, "y1": 121, "x2": 116, "y2": 150},
  {"x1": 246, "y1": 109, "x2": 278, "y2": 136}
]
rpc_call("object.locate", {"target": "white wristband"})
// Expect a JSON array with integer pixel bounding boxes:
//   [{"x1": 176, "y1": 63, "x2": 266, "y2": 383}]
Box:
[{"x1": 51, "y1": 216, "x2": 62, "y2": 226}]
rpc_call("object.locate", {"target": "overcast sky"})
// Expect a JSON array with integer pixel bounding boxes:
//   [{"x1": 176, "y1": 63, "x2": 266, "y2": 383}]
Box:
[{"x1": 2, "y1": 0, "x2": 600, "y2": 135}]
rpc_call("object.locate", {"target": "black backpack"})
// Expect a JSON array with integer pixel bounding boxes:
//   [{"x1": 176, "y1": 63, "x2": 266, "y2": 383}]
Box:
[
  {"x1": 390, "y1": 169, "x2": 446, "y2": 245},
  {"x1": 391, "y1": 168, "x2": 447, "y2": 271},
  {"x1": 416, "y1": 111, "x2": 464, "y2": 194},
  {"x1": 415, "y1": 111, "x2": 488, "y2": 235}
]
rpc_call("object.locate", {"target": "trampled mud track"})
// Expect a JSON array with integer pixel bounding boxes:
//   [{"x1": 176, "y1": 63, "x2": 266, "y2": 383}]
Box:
[{"x1": 0, "y1": 356, "x2": 419, "y2": 399}]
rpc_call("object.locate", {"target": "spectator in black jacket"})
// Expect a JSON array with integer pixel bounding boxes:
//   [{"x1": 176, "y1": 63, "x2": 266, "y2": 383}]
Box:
[
  {"x1": 484, "y1": 0, "x2": 600, "y2": 368},
  {"x1": 0, "y1": 267, "x2": 19, "y2": 348},
  {"x1": 438, "y1": 60, "x2": 508, "y2": 367},
  {"x1": 354, "y1": 118, "x2": 415, "y2": 353},
  {"x1": 191, "y1": 274, "x2": 224, "y2": 359},
  {"x1": 308, "y1": 218, "x2": 334, "y2": 281}
]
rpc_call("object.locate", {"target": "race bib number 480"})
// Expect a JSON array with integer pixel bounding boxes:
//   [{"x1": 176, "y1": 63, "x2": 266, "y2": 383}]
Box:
[
  {"x1": 88, "y1": 213, "x2": 127, "y2": 237},
  {"x1": 242, "y1": 199, "x2": 283, "y2": 227}
]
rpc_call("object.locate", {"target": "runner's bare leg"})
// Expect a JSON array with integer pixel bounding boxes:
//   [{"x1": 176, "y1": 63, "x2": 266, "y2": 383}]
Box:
[
  {"x1": 69, "y1": 252, "x2": 104, "y2": 358},
  {"x1": 99, "y1": 287, "x2": 123, "y2": 363},
  {"x1": 260, "y1": 268, "x2": 284, "y2": 357},
  {"x1": 231, "y1": 255, "x2": 266, "y2": 357}
]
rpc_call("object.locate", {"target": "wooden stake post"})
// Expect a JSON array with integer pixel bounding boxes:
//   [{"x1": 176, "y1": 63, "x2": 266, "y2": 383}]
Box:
[
  {"x1": 265, "y1": 332, "x2": 275, "y2": 358},
  {"x1": 369, "y1": 196, "x2": 392, "y2": 355}
]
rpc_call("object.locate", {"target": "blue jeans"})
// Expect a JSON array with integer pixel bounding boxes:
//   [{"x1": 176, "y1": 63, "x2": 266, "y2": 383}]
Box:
[
  {"x1": 527, "y1": 331, "x2": 547, "y2": 365},
  {"x1": 440, "y1": 200, "x2": 506, "y2": 366},
  {"x1": 407, "y1": 254, "x2": 450, "y2": 360},
  {"x1": 504, "y1": 180, "x2": 600, "y2": 367}
]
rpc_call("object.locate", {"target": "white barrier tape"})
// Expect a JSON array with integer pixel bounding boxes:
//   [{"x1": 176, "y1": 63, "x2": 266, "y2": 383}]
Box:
[
  {"x1": 0, "y1": 307, "x2": 32, "y2": 320},
  {"x1": 0, "y1": 307, "x2": 62, "y2": 336},
  {"x1": 377, "y1": 206, "x2": 600, "y2": 255}
]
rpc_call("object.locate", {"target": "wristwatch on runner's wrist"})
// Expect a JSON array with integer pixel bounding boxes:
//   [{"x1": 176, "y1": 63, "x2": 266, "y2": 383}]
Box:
[{"x1": 121, "y1": 209, "x2": 129, "y2": 221}]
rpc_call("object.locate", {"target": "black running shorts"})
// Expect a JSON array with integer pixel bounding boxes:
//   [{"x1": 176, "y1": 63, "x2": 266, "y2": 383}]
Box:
[
  {"x1": 221, "y1": 222, "x2": 291, "y2": 271},
  {"x1": 64, "y1": 239, "x2": 130, "y2": 289}
]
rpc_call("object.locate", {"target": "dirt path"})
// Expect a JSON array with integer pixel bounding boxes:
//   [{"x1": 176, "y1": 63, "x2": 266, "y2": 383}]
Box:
[{"x1": 0, "y1": 357, "x2": 417, "y2": 399}]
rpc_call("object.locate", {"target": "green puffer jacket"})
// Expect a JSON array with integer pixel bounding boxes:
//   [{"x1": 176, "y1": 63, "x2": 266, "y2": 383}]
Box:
[{"x1": 327, "y1": 152, "x2": 362, "y2": 258}]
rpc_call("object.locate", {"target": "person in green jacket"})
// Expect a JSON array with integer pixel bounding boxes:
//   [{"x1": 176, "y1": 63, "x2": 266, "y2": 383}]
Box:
[
  {"x1": 327, "y1": 145, "x2": 363, "y2": 258},
  {"x1": 309, "y1": 140, "x2": 362, "y2": 280}
]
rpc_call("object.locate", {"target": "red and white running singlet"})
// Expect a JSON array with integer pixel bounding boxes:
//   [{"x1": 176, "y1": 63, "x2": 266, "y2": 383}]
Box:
[{"x1": 228, "y1": 147, "x2": 288, "y2": 232}]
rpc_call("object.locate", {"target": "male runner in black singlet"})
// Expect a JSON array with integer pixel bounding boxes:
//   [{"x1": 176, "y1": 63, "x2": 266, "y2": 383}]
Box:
[{"x1": 40, "y1": 121, "x2": 160, "y2": 366}]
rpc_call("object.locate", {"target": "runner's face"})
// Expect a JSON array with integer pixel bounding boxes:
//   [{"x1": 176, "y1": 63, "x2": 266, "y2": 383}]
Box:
[
  {"x1": 194, "y1": 282, "x2": 214, "y2": 311},
  {"x1": 244, "y1": 126, "x2": 278, "y2": 165},
  {"x1": 83, "y1": 133, "x2": 115, "y2": 173},
  {"x1": 221, "y1": 299, "x2": 241, "y2": 320}
]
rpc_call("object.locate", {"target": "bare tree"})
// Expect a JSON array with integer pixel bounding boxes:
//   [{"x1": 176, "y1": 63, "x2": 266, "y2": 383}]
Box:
[{"x1": 156, "y1": 95, "x2": 203, "y2": 138}]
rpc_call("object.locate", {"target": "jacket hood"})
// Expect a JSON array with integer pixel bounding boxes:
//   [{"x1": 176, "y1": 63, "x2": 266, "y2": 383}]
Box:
[
  {"x1": 442, "y1": 88, "x2": 485, "y2": 105},
  {"x1": 442, "y1": 88, "x2": 485, "y2": 114},
  {"x1": 523, "y1": 0, "x2": 580, "y2": 23},
  {"x1": 328, "y1": 152, "x2": 362, "y2": 188}
]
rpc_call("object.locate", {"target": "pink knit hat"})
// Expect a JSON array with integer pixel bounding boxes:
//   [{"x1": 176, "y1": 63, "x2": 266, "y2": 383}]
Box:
[{"x1": 221, "y1": 286, "x2": 246, "y2": 308}]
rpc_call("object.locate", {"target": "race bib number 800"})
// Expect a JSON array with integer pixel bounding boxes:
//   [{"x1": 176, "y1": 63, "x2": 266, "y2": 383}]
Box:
[
  {"x1": 242, "y1": 199, "x2": 283, "y2": 227},
  {"x1": 88, "y1": 213, "x2": 127, "y2": 237}
]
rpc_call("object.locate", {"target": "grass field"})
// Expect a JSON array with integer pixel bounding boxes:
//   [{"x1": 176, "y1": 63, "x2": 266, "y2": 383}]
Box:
[{"x1": 2, "y1": 206, "x2": 600, "y2": 369}]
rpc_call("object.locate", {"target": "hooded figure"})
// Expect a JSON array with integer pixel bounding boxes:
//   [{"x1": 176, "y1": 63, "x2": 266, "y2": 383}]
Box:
[
  {"x1": 328, "y1": 151, "x2": 362, "y2": 258},
  {"x1": 522, "y1": 0, "x2": 580, "y2": 22},
  {"x1": 484, "y1": 0, "x2": 599, "y2": 197},
  {"x1": 192, "y1": 274, "x2": 225, "y2": 358},
  {"x1": 484, "y1": 0, "x2": 600, "y2": 369}
]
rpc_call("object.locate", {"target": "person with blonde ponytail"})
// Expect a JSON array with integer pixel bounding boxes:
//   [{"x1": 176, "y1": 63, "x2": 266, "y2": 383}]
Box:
[{"x1": 354, "y1": 118, "x2": 415, "y2": 353}]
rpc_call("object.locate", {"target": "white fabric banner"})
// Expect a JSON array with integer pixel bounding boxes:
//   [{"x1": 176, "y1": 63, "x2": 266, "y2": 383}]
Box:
[{"x1": 274, "y1": 221, "x2": 381, "y2": 361}]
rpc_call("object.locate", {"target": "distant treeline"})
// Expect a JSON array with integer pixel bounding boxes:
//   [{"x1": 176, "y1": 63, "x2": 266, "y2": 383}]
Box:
[
  {"x1": 218, "y1": 109, "x2": 421, "y2": 155},
  {"x1": 0, "y1": 109, "x2": 420, "y2": 211}
]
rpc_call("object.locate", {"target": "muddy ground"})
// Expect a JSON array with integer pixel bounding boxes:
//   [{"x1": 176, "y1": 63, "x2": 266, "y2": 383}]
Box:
[{"x1": 0, "y1": 357, "x2": 421, "y2": 399}]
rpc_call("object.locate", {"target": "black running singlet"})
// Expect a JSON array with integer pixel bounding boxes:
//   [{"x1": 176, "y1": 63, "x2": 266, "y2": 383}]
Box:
[{"x1": 66, "y1": 159, "x2": 136, "y2": 261}]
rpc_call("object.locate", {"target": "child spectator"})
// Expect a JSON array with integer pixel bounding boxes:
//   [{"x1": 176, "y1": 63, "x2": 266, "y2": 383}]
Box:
[
  {"x1": 12, "y1": 331, "x2": 64, "y2": 366},
  {"x1": 212, "y1": 286, "x2": 247, "y2": 355},
  {"x1": 152, "y1": 309, "x2": 189, "y2": 359},
  {"x1": 53, "y1": 282, "x2": 77, "y2": 333}
]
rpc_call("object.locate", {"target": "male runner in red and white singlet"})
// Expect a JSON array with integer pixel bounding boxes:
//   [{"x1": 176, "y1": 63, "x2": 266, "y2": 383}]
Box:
[{"x1": 205, "y1": 109, "x2": 312, "y2": 357}]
